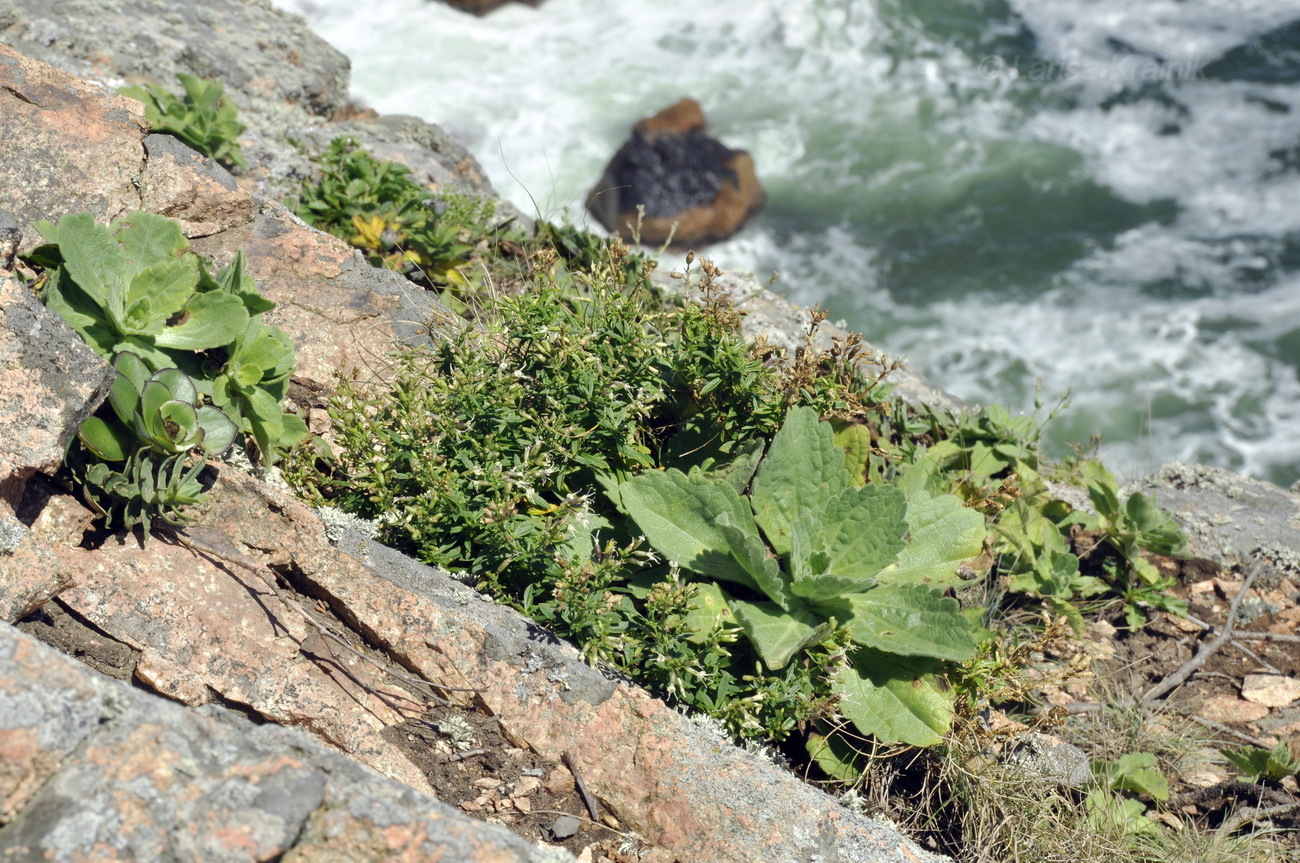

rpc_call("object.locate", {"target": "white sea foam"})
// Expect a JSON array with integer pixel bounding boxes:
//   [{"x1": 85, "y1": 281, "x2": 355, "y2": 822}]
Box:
[{"x1": 273, "y1": 0, "x2": 1300, "y2": 486}]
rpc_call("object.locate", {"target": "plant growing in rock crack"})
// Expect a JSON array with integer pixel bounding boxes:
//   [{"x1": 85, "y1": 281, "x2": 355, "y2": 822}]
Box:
[
  {"x1": 616, "y1": 405, "x2": 989, "y2": 749},
  {"x1": 286, "y1": 137, "x2": 490, "y2": 297},
  {"x1": 27, "y1": 211, "x2": 307, "y2": 530},
  {"x1": 120, "y1": 74, "x2": 248, "y2": 169}
]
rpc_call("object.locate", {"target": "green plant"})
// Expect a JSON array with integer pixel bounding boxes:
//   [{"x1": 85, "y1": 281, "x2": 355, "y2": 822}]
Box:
[
  {"x1": 64, "y1": 443, "x2": 212, "y2": 534},
  {"x1": 27, "y1": 211, "x2": 306, "y2": 531},
  {"x1": 288, "y1": 264, "x2": 893, "y2": 740},
  {"x1": 1076, "y1": 461, "x2": 1190, "y2": 628},
  {"x1": 1221, "y1": 741, "x2": 1300, "y2": 782},
  {"x1": 120, "y1": 74, "x2": 247, "y2": 169},
  {"x1": 287, "y1": 137, "x2": 488, "y2": 291},
  {"x1": 616, "y1": 406, "x2": 988, "y2": 748},
  {"x1": 32, "y1": 211, "x2": 249, "y2": 368},
  {"x1": 1093, "y1": 752, "x2": 1171, "y2": 802},
  {"x1": 30, "y1": 211, "x2": 307, "y2": 467},
  {"x1": 79, "y1": 351, "x2": 237, "y2": 462}
]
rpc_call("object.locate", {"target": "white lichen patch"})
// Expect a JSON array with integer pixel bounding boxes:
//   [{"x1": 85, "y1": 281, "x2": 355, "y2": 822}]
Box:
[
  {"x1": 0, "y1": 514, "x2": 26, "y2": 554},
  {"x1": 435, "y1": 714, "x2": 477, "y2": 752},
  {"x1": 315, "y1": 505, "x2": 381, "y2": 544}
]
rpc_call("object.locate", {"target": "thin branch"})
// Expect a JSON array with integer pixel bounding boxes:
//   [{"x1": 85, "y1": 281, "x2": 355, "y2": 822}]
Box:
[
  {"x1": 1232, "y1": 630, "x2": 1300, "y2": 644},
  {"x1": 1142, "y1": 565, "x2": 1260, "y2": 704},
  {"x1": 1217, "y1": 799, "x2": 1300, "y2": 837},
  {"x1": 562, "y1": 750, "x2": 602, "y2": 823},
  {"x1": 1178, "y1": 710, "x2": 1274, "y2": 748},
  {"x1": 448, "y1": 748, "x2": 487, "y2": 763},
  {"x1": 1229, "y1": 639, "x2": 1281, "y2": 675}
]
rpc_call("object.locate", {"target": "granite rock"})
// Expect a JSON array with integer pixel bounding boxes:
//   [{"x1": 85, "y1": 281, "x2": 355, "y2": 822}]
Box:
[
  {"x1": 0, "y1": 275, "x2": 113, "y2": 513},
  {"x1": 0, "y1": 623, "x2": 545, "y2": 862},
  {"x1": 0, "y1": 0, "x2": 502, "y2": 211}
]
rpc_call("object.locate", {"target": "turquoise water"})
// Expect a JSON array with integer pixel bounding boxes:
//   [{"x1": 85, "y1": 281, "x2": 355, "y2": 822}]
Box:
[{"x1": 276, "y1": 0, "x2": 1300, "y2": 488}]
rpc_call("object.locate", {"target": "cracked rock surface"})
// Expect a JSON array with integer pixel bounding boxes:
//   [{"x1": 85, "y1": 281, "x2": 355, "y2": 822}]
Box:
[{"x1": 0, "y1": 623, "x2": 546, "y2": 862}]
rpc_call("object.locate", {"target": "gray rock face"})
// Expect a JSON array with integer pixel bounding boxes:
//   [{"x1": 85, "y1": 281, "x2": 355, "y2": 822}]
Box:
[
  {"x1": 0, "y1": 623, "x2": 545, "y2": 862},
  {"x1": 0, "y1": 276, "x2": 113, "y2": 511},
  {"x1": 0, "y1": 0, "x2": 503, "y2": 213},
  {"x1": 0, "y1": 0, "x2": 351, "y2": 121},
  {"x1": 1131, "y1": 462, "x2": 1300, "y2": 579}
]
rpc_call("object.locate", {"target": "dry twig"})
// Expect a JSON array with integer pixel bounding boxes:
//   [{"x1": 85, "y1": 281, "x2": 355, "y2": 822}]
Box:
[
  {"x1": 1142, "y1": 565, "x2": 1261, "y2": 704},
  {"x1": 563, "y1": 750, "x2": 602, "y2": 823}
]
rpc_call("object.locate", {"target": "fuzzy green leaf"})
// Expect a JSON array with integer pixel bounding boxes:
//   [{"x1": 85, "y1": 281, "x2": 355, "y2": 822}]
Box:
[
  {"x1": 751, "y1": 407, "x2": 849, "y2": 558},
  {"x1": 682, "y1": 581, "x2": 735, "y2": 645},
  {"x1": 35, "y1": 213, "x2": 128, "y2": 313},
  {"x1": 618, "y1": 468, "x2": 761, "y2": 590},
  {"x1": 277, "y1": 412, "x2": 309, "y2": 448},
  {"x1": 830, "y1": 419, "x2": 873, "y2": 487},
  {"x1": 788, "y1": 484, "x2": 908, "y2": 600},
  {"x1": 42, "y1": 269, "x2": 115, "y2": 350},
  {"x1": 727, "y1": 596, "x2": 830, "y2": 670},
  {"x1": 153, "y1": 290, "x2": 248, "y2": 350},
  {"x1": 715, "y1": 511, "x2": 787, "y2": 606},
  {"x1": 121, "y1": 258, "x2": 197, "y2": 334},
  {"x1": 826, "y1": 583, "x2": 976, "y2": 661},
  {"x1": 832, "y1": 647, "x2": 955, "y2": 746},
  {"x1": 879, "y1": 490, "x2": 988, "y2": 588},
  {"x1": 113, "y1": 211, "x2": 188, "y2": 271}
]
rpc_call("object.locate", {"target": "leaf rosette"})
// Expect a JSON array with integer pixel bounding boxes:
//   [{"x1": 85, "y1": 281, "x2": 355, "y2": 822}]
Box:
[{"x1": 618, "y1": 406, "x2": 989, "y2": 746}]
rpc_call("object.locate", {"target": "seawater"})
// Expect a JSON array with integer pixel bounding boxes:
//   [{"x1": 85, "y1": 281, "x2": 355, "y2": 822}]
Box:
[{"x1": 274, "y1": 0, "x2": 1300, "y2": 488}]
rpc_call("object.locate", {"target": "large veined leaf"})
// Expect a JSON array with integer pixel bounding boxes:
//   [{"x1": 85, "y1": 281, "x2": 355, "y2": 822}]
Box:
[
  {"x1": 681, "y1": 580, "x2": 736, "y2": 645},
  {"x1": 788, "y1": 484, "x2": 908, "y2": 599},
  {"x1": 113, "y1": 211, "x2": 189, "y2": 271},
  {"x1": 825, "y1": 583, "x2": 976, "y2": 662},
  {"x1": 832, "y1": 647, "x2": 956, "y2": 747},
  {"x1": 618, "y1": 468, "x2": 760, "y2": 590},
  {"x1": 830, "y1": 419, "x2": 872, "y2": 488},
  {"x1": 120, "y1": 258, "x2": 198, "y2": 335},
  {"x1": 751, "y1": 406, "x2": 850, "y2": 558},
  {"x1": 878, "y1": 490, "x2": 988, "y2": 589},
  {"x1": 715, "y1": 512, "x2": 787, "y2": 606},
  {"x1": 712, "y1": 438, "x2": 765, "y2": 496},
  {"x1": 728, "y1": 595, "x2": 831, "y2": 670},
  {"x1": 35, "y1": 212, "x2": 129, "y2": 313},
  {"x1": 42, "y1": 269, "x2": 114, "y2": 349},
  {"x1": 153, "y1": 290, "x2": 248, "y2": 351}
]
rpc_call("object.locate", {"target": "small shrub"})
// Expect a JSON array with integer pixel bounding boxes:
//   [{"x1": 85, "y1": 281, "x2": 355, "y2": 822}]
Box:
[
  {"x1": 287, "y1": 137, "x2": 492, "y2": 296},
  {"x1": 120, "y1": 74, "x2": 247, "y2": 169}
]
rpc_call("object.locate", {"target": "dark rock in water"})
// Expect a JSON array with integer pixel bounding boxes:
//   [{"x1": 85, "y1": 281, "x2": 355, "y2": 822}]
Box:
[
  {"x1": 441, "y1": 0, "x2": 546, "y2": 15},
  {"x1": 587, "y1": 98, "x2": 765, "y2": 248}
]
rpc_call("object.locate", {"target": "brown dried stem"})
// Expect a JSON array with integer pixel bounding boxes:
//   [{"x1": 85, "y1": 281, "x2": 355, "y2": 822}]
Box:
[{"x1": 1142, "y1": 564, "x2": 1261, "y2": 704}]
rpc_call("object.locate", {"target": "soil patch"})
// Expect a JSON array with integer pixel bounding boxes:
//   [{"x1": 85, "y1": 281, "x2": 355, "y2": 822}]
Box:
[
  {"x1": 1059, "y1": 551, "x2": 1300, "y2": 841},
  {"x1": 383, "y1": 705, "x2": 675, "y2": 862}
]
